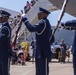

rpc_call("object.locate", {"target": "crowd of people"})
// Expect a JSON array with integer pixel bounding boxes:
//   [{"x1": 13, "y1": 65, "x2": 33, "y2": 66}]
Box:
[
  {"x1": 24, "y1": 0, "x2": 37, "y2": 13},
  {"x1": 11, "y1": 38, "x2": 36, "y2": 65}
]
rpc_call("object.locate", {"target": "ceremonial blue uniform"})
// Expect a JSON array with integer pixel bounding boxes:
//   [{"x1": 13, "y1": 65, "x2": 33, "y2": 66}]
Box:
[
  {"x1": 0, "y1": 10, "x2": 11, "y2": 75},
  {"x1": 61, "y1": 20, "x2": 76, "y2": 75},
  {"x1": 22, "y1": 7, "x2": 54, "y2": 75}
]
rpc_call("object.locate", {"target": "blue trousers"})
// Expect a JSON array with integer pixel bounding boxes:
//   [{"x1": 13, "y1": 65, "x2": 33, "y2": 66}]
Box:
[
  {"x1": 73, "y1": 54, "x2": 76, "y2": 75},
  {"x1": 0, "y1": 58, "x2": 9, "y2": 75},
  {"x1": 35, "y1": 58, "x2": 50, "y2": 75}
]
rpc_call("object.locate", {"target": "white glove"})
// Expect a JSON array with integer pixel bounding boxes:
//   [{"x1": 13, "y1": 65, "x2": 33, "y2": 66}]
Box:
[
  {"x1": 21, "y1": 14, "x2": 28, "y2": 23},
  {"x1": 21, "y1": 14, "x2": 26, "y2": 18}
]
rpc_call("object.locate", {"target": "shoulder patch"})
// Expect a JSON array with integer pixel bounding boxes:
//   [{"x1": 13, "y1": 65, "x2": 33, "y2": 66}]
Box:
[{"x1": 1, "y1": 26, "x2": 10, "y2": 37}]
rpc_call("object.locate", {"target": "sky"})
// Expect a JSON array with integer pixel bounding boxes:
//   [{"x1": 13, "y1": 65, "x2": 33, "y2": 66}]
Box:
[
  {"x1": 48, "y1": 10, "x2": 76, "y2": 25},
  {"x1": 0, "y1": 0, "x2": 76, "y2": 26},
  {"x1": 0, "y1": 0, "x2": 31, "y2": 12}
]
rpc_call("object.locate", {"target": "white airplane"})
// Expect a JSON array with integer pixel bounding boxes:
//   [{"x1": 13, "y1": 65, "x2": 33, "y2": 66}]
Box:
[{"x1": 49, "y1": 0, "x2": 76, "y2": 17}]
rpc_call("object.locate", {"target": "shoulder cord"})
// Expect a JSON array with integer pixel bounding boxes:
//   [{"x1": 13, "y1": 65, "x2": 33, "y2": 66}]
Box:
[{"x1": 36, "y1": 20, "x2": 46, "y2": 35}]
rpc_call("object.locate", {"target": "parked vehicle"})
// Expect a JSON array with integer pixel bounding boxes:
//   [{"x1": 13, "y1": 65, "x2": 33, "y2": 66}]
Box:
[
  {"x1": 51, "y1": 44, "x2": 61, "y2": 61},
  {"x1": 51, "y1": 44, "x2": 71, "y2": 62}
]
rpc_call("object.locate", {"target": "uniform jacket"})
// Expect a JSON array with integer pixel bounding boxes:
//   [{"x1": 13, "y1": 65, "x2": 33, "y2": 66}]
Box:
[
  {"x1": 61, "y1": 20, "x2": 76, "y2": 54},
  {"x1": 23, "y1": 18, "x2": 55, "y2": 58},
  {"x1": 0, "y1": 22, "x2": 11, "y2": 60}
]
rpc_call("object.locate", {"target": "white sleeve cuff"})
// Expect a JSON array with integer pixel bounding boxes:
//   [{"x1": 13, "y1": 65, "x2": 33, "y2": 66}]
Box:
[{"x1": 24, "y1": 20, "x2": 28, "y2": 23}]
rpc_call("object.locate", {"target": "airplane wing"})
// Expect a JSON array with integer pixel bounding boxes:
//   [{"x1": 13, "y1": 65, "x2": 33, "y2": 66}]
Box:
[{"x1": 49, "y1": 0, "x2": 76, "y2": 17}]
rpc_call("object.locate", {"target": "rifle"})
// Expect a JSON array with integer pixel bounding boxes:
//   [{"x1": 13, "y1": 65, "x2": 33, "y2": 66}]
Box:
[
  {"x1": 12, "y1": 9, "x2": 26, "y2": 47},
  {"x1": 12, "y1": 17, "x2": 22, "y2": 47},
  {"x1": 49, "y1": 0, "x2": 69, "y2": 41}
]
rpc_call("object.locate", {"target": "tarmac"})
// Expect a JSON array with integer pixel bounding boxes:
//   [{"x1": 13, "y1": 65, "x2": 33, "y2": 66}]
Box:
[{"x1": 10, "y1": 55, "x2": 73, "y2": 75}]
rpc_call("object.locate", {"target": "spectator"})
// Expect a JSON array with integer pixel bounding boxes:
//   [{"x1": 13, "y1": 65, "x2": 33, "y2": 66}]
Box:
[
  {"x1": 31, "y1": 0, "x2": 36, "y2": 6},
  {"x1": 9, "y1": 21, "x2": 14, "y2": 29},
  {"x1": 21, "y1": 10, "x2": 23, "y2": 14},
  {"x1": 26, "y1": 1, "x2": 31, "y2": 11},
  {"x1": 17, "y1": 46, "x2": 26, "y2": 65},
  {"x1": 17, "y1": 13, "x2": 21, "y2": 23},
  {"x1": 60, "y1": 39, "x2": 67, "y2": 63},
  {"x1": 13, "y1": 16, "x2": 18, "y2": 26},
  {"x1": 24, "y1": 6, "x2": 28, "y2": 13},
  {"x1": 21, "y1": 46, "x2": 26, "y2": 65}
]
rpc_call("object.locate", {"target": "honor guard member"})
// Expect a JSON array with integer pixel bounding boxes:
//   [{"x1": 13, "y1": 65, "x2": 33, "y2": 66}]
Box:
[
  {"x1": 22, "y1": 7, "x2": 55, "y2": 75},
  {"x1": 61, "y1": 20, "x2": 76, "y2": 75},
  {"x1": 0, "y1": 10, "x2": 11, "y2": 75}
]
